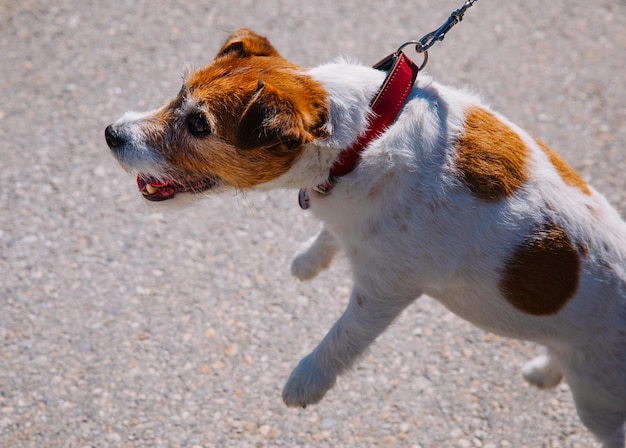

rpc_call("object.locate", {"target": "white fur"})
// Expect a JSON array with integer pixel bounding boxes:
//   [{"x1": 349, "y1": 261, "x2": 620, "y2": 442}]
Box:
[
  {"x1": 522, "y1": 349, "x2": 563, "y2": 389},
  {"x1": 278, "y1": 63, "x2": 626, "y2": 447},
  {"x1": 109, "y1": 109, "x2": 170, "y2": 178}
]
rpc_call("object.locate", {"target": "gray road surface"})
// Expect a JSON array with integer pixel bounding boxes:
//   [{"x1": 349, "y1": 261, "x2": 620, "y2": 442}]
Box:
[{"x1": 2, "y1": 1, "x2": 626, "y2": 447}]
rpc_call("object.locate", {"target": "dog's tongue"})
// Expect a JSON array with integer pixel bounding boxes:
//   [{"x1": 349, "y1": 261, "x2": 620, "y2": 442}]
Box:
[{"x1": 136, "y1": 175, "x2": 177, "y2": 201}]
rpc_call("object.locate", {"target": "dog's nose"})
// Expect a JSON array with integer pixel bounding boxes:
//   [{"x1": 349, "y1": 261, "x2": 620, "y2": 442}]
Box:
[{"x1": 105, "y1": 124, "x2": 126, "y2": 150}]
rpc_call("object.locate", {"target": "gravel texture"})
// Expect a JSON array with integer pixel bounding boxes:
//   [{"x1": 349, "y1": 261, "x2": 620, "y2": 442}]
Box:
[{"x1": 1, "y1": 1, "x2": 625, "y2": 447}]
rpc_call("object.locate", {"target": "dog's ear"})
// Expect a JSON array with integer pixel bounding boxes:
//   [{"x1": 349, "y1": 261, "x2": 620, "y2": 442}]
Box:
[
  {"x1": 237, "y1": 81, "x2": 327, "y2": 151},
  {"x1": 217, "y1": 28, "x2": 279, "y2": 59}
]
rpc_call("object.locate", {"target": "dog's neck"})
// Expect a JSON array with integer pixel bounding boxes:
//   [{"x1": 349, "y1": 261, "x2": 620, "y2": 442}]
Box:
[
  {"x1": 310, "y1": 62, "x2": 388, "y2": 151},
  {"x1": 259, "y1": 62, "x2": 387, "y2": 191}
]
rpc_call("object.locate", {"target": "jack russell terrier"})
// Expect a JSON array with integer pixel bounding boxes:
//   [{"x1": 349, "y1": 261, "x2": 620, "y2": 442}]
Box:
[{"x1": 105, "y1": 29, "x2": 626, "y2": 446}]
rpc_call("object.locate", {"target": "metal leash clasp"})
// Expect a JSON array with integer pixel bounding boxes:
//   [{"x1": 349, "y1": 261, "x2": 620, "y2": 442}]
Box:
[{"x1": 396, "y1": 0, "x2": 478, "y2": 71}]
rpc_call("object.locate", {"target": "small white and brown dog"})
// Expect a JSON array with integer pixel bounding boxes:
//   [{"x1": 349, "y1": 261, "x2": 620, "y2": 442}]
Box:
[{"x1": 105, "y1": 29, "x2": 626, "y2": 446}]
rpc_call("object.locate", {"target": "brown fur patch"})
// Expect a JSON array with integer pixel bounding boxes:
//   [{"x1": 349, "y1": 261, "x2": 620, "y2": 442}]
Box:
[
  {"x1": 455, "y1": 107, "x2": 529, "y2": 201},
  {"x1": 145, "y1": 29, "x2": 329, "y2": 190},
  {"x1": 500, "y1": 223, "x2": 580, "y2": 315},
  {"x1": 216, "y1": 28, "x2": 279, "y2": 58},
  {"x1": 534, "y1": 138, "x2": 591, "y2": 195}
]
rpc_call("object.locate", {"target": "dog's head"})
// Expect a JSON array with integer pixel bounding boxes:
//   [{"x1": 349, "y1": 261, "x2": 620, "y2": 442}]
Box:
[{"x1": 105, "y1": 28, "x2": 329, "y2": 201}]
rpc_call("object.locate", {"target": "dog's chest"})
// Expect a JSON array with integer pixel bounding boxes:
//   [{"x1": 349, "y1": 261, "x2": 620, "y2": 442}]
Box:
[{"x1": 310, "y1": 179, "x2": 486, "y2": 293}]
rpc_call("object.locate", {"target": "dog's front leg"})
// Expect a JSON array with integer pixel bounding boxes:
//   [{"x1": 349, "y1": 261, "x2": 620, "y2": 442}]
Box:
[
  {"x1": 291, "y1": 225, "x2": 340, "y2": 280},
  {"x1": 282, "y1": 287, "x2": 416, "y2": 407}
]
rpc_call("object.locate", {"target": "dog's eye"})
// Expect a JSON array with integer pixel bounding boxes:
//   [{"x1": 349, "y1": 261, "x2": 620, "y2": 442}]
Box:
[{"x1": 186, "y1": 112, "x2": 212, "y2": 137}]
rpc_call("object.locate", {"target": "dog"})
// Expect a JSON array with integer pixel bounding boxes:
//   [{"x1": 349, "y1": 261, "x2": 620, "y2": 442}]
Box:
[{"x1": 105, "y1": 29, "x2": 626, "y2": 446}]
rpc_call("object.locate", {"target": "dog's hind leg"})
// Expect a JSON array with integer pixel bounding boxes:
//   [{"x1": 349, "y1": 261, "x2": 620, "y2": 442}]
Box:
[
  {"x1": 569, "y1": 383, "x2": 626, "y2": 447},
  {"x1": 291, "y1": 225, "x2": 340, "y2": 280},
  {"x1": 282, "y1": 287, "x2": 416, "y2": 407},
  {"x1": 522, "y1": 348, "x2": 563, "y2": 389}
]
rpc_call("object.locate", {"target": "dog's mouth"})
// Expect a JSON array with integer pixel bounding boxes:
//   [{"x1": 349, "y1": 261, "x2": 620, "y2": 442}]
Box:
[{"x1": 136, "y1": 174, "x2": 219, "y2": 201}]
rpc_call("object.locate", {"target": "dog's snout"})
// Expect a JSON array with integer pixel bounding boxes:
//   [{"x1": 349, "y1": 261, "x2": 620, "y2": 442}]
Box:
[{"x1": 105, "y1": 124, "x2": 126, "y2": 150}]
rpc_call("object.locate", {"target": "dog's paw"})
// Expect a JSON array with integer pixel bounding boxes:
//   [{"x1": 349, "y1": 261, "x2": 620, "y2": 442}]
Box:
[
  {"x1": 522, "y1": 353, "x2": 563, "y2": 389},
  {"x1": 282, "y1": 354, "x2": 336, "y2": 407},
  {"x1": 290, "y1": 251, "x2": 327, "y2": 281},
  {"x1": 290, "y1": 229, "x2": 338, "y2": 281}
]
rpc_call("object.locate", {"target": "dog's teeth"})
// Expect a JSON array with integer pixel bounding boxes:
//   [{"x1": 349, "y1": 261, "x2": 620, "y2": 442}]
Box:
[{"x1": 145, "y1": 184, "x2": 158, "y2": 194}]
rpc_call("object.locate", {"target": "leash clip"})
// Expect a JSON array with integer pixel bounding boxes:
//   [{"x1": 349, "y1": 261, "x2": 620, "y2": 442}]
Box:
[
  {"x1": 397, "y1": 0, "x2": 478, "y2": 70},
  {"x1": 396, "y1": 42, "x2": 429, "y2": 71}
]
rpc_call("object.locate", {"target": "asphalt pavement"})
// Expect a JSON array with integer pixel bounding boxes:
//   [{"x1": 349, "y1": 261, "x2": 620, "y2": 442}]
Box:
[{"x1": 1, "y1": 1, "x2": 625, "y2": 447}]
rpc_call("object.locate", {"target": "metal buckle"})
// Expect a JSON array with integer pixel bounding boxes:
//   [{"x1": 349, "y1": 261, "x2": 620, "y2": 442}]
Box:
[{"x1": 396, "y1": 0, "x2": 478, "y2": 71}]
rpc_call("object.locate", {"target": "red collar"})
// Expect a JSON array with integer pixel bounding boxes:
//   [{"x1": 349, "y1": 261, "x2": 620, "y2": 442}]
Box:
[{"x1": 299, "y1": 51, "x2": 419, "y2": 209}]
